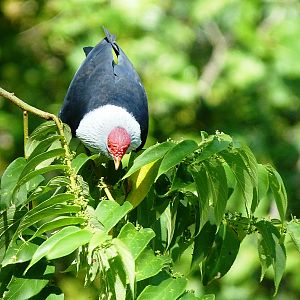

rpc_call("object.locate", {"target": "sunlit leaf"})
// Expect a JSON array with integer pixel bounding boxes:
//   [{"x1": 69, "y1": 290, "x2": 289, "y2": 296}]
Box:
[
  {"x1": 136, "y1": 249, "x2": 171, "y2": 281},
  {"x1": 20, "y1": 148, "x2": 65, "y2": 177},
  {"x1": 287, "y1": 222, "x2": 300, "y2": 253},
  {"x1": 46, "y1": 228, "x2": 92, "y2": 260},
  {"x1": 3, "y1": 276, "x2": 48, "y2": 300},
  {"x1": 113, "y1": 238, "x2": 135, "y2": 297},
  {"x1": 137, "y1": 277, "x2": 187, "y2": 300},
  {"x1": 156, "y1": 140, "x2": 198, "y2": 178},
  {"x1": 126, "y1": 160, "x2": 160, "y2": 208},
  {"x1": 267, "y1": 166, "x2": 287, "y2": 222},
  {"x1": 25, "y1": 226, "x2": 82, "y2": 272},
  {"x1": 95, "y1": 201, "x2": 132, "y2": 232},
  {"x1": 117, "y1": 222, "x2": 155, "y2": 259},
  {"x1": 0, "y1": 157, "x2": 27, "y2": 209},
  {"x1": 2, "y1": 239, "x2": 39, "y2": 267},
  {"x1": 124, "y1": 141, "x2": 175, "y2": 179},
  {"x1": 71, "y1": 153, "x2": 98, "y2": 174}
]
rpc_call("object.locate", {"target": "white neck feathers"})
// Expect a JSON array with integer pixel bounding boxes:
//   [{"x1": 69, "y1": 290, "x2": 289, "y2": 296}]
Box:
[{"x1": 76, "y1": 105, "x2": 141, "y2": 157}]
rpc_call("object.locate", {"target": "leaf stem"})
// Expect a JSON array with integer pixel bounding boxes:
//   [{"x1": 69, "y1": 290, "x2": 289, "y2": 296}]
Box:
[
  {"x1": 0, "y1": 86, "x2": 77, "y2": 192},
  {"x1": 23, "y1": 111, "x2": 29, "y2": 158}
]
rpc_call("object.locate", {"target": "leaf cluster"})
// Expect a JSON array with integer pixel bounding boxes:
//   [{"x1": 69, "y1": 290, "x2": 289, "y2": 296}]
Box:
[{"x1": 0, "y1": 121, "x2": 299, "y2": 299}]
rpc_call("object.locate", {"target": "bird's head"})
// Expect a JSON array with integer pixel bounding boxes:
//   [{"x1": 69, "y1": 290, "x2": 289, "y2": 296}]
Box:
[{"x1": 107, "y1": 127, "x2": 131, "y2": 170}]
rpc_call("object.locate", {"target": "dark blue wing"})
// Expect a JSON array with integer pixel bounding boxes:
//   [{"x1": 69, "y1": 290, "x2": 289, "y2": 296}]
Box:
[{"x1": 59, "y1": 28, "x2": 148, "y2": 148}]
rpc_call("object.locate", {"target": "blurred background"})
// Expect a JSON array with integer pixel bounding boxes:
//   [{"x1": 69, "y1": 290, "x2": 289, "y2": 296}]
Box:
[{"x1": 1, "y1": 0, "x2": 300, "y2": 299}]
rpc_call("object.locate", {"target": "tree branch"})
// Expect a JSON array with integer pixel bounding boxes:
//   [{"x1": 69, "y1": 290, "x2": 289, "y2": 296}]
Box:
[{"x1": 0, "y1": 86, "x2": 77, "y2": 192}]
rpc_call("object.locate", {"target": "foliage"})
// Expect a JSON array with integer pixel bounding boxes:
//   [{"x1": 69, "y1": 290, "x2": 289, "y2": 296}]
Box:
[
  {"x1": 1, "y1": 0, "x2": 300, "y2": 298},
  {"x1": 1, "y1": 120, "x2": 299, "y2": 299}
]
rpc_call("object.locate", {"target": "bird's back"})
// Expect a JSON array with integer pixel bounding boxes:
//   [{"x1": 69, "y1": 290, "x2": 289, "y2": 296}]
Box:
[{"x1": 59, "y1": 29, "x2": 148, "y2": 148}]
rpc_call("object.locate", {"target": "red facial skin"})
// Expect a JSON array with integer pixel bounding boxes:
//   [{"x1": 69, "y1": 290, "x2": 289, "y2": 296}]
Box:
[{"x1": 107, "y1": 127, "x2": 131, "y2": 170}]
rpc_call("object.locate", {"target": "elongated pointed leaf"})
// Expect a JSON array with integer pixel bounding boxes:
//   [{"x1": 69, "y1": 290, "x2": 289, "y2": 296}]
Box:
[
  {"x1": 255, "y1": 220, "x2": 286, "y2": 295},
  {"x1": 47, "y1": 228, "x2": 92, "y2": 260},
  {"x1": 20, "y1": 148, "x2": 65, "y2": 178},
  {"x1": 106, "y1": 255, "x2": 127, "y2": 300},
  {"x1": 25, "y1": 121, "x2": 58, "y2": 156},
  {"x1": 267, "y1": 166, "x2": 287, "y2": 222},
  {"x1": 19, "y1": 204, "x2": 80, "y2": 235},
  {"x1": 156, "y1": 140, "x2": 198, "y2": 179},
  {"x1": 196, "y1": 135, "x2": 232, "y2": 163},
  {"x1": 202, "y1": 223, "x2": 240, "y2": 285},
  {"x1": 0, "y1": 157, "x2": 27, "y2": 209},
  {"x1": 126, "y1": 160, "x2": 160, "y2": 208},
  {"x1": 136, "y1": 249, "x2": 171, "y2": 281},
  {"x1": 204, "y1": 162, "x2": 228, "y2": 225},
  {"x1": 2, "y1": 240, "x2": 39, "y2": 267},
  {"x1": 15, "y1": 165, "x2": 67, "y2": 190},
  {"x1": 3, "y1": 276, "x2": 48, "y2": 300},
  {"x1": 117, "y1": 223, "x2": 155, "y2": 259},
  {"x1": 192, "y1": 222, "x2": 217, "y2": 268},
  {"x1": 124, "y1": 141, "x2": 175, "y2": 179},
  {"x1": 221, "y1": 151, "x2": 254, "y2": 212},
  {"x1": 30, "y1": 216, "x2": 85, "y2": 240},
  {"x1": 25, "y1": 226, "x2": 81, "y2": 272},
  {"x1": 71, "y1": 153, "x2": 98, "y2": 174},
  {"x1": 287, "y1": 222, "x2": 300, "y2": 253},
  {"x1": 28, "y1": 135, "x2": 63, "y2": 160},
  {"x1": 189, "y1": 165, "x2": 210, "y2": 231},
  {"x1": 137, "y1": 277, "x2": 187, "y2": 300},
  {"x1": 95, "y1": 201, "x2": 132, "y2": 232},
  {"x1": 113, "y1": 238, "x2": 135, "y2": 297}
]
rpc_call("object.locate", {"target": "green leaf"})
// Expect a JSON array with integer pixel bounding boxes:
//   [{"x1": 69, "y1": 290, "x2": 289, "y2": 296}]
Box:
[
  {"x1": 30, "y1": 216, "x2": 85, "y2": 240},
  {"x1": 202, "y1": 223, "x2": 240, "y2": 285},
  {"x1": 287, "y1": 222, "x2": 300, "y2": 253},
  {"x1": 25, "y1": 226, "x2": 81, "y2": 272},
  {"x1": 20, "y1": 148, "x2": 65, "y2": 178},
  {"x1": 25, "y1": 121, "x2": 58, "y2": 157},
  {"x1": 221, "y1": 151, "x2": 254, "y2": 212},
  {"x1": 189, "y1": 165, "x2": 210, "y2": 231},
  {"x1": 156, "y1": 140, "x2": 198, "y2": 178},
  {"x1": 15, "y1": 165, "x2": 67, "y2": 191},
  {"x1": 204, "y1": 162, "x2": 228, "y2": 226},
  {"x1": 2, "y1": 240, "x2": 39, "y2": 267},
  {"x1": 28, "y1": 135, "x2": 63, "y2": 160},
  {"x1": 117, "y1": 222, "x2": 155, "y2": 259},
  {"x1": 88, "y1": 230, "x2": 111, "y2": 254},
  {"x1": 113, "y1": 238, "x2": 135, "y2": 297},
  {"x1": 267, "y1": 166, "x2": 287, "y2": 222},
  {"x1": 192, "y1": 222, "x2": 217, "y2": 268},
  {"x1": 71, "y1": 153, "x2": 98, "y2": 174},
  {"x1": 107, "y1": 255, "x2": 127, "y2": 300},
  {"x1": 95, "y1": 201, "x2": 132, "y2": 232},
  {"x1": 126, "y1": 160, "x2": 160, "y2": 208},
  {"x1": 136, "y1": 249, "x2": 171, "y2": 281},
  {"x1": 46, "y1": 228, "x2": 92, "y2": 260},
  {"x1": 19, "y1": 194, "x2": 76, "y2": 232},
  {"x1": 45, "y1": 294, "x2": 64, "y2": 300},
  {"x1": 3, "y1": 276, "x2": 48, "y2": 300},
  {"x1": 124, "y1": 141, "x2": 176, "y2": 179},
  {"x1": 137, "y1": 277, "x2": 187, "y2": 300},
  {"x1": 196, "y1": 134, "x2": 232, "y2": 163},
  {"x1": 199, "y1": 295, "x2": 215, "y2": 300},
  {"x1": 0, "y1": 157, "x2": 27, "y2": 209},
  {"x1": 255, "y1": 220, "x2": 286, "y2": 295}
]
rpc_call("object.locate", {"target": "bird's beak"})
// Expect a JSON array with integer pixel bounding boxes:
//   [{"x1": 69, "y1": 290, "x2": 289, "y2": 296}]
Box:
[{"x1": 113, "y1": 157, "x2": 121, "y2": 170}]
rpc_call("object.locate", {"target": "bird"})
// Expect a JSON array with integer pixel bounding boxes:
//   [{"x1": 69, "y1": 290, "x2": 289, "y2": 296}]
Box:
[{"x1": 59, "y1": 28, "x2": 148, "y2": 170}]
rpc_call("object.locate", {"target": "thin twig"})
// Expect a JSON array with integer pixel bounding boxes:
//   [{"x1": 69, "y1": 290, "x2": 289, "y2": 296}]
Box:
[
  {"x1": 0, "y1": 86, "x2": 77, "y2": 192},
  {"x1": 23, "y1": 111, "x2": 29, "y2": 158}
]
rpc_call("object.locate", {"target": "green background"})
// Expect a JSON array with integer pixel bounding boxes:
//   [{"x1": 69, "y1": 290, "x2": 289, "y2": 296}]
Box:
[{"x1": 1, "y1": 0, "x2": 300, "y2": 299}]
